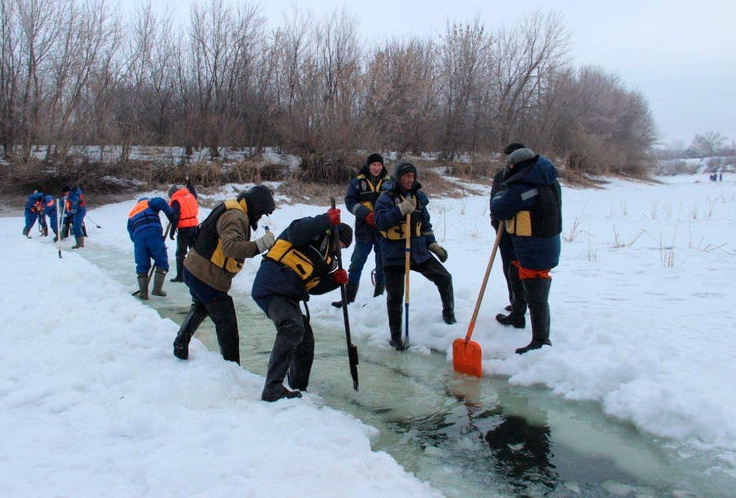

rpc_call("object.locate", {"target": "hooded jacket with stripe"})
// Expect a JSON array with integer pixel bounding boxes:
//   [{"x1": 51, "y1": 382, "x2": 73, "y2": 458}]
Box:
[
  {"x1": 490, "y1": 155, "x2": 561, "y2": 270},
  {"x1": 344, "y1": 163, "x2": 389, "y2": 242}
]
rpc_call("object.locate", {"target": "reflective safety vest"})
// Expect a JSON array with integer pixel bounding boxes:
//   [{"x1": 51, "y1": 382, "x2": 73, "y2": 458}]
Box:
[
  {"x1": 505, "y1": 182, "x2": 562, "y2": 238},
  {"x1": 264, "y1": 237, "x2": 333, "y2": 291},
  {"x1": 356, "y1": 174, "x2": 387, "y2": 211},
  {"x1": 379, "y1": 193, "x2": 423, "y2": 241},
  {"x1": 170, "y1": 188, "x2": 198, "y2": 228},
  {"x1": 192, "y1": 199, "x2": 248, "y2": 275},
  {"x1": 128, "y1": 200, "x2": 162, "y2": 232}
]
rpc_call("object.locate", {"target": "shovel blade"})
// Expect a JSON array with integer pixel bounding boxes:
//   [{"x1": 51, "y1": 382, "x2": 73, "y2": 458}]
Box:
[{"x1": 452, "y1": 338, "x2": 483, "y2": 377}]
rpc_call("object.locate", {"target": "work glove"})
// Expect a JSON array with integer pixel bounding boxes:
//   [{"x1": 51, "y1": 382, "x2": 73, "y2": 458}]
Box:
[
  {"x1": 327, "y1": 208, "x2": 341, "y2": 226},
  {"x1": 255, "y1": 230, "x2": 276, "y2": 253},
  {"x1": 429, "y1": 242, "x2": 448, "y2": 263},
  {"x1": 169, "y1": 228, "x2": 176, "y2": 240},
  {"x1": 331, "y1": 269, "x2": 348, "y2": 285},
  {"x1": 365, "y1": 212, "x2": 375, "y2": 227},
  {"x1": 398, "y1": 196, "x2": 416, "y2": 216}
]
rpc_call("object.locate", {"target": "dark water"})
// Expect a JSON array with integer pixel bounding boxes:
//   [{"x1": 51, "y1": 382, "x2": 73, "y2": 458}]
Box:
[{"x1": 85, "y1": 246, "x2": 733, "y2": 498}]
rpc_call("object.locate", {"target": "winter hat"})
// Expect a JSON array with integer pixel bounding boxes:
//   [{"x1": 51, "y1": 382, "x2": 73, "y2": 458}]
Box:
[
  {"x1": 239, "y1": 185, "x2": 276, "y2": 229},
  {"x1": 503, "y1": 142, "x2": 526, "y2": 155},
  {"x1": 366, "y1": 153, "x2": 384, "y2": 166},
  {"x1": 393, "y1": 161, "x2": 417, "y2": 180},
  {"x1": 337, "y1": 223, "x2": 353, "y2": 248},
  {"x1": 168, "y1": 185, "x2": 180, "y2": 198},
  {"x1": 506, "y1": 147, "x2": 536, "y2": 166}
]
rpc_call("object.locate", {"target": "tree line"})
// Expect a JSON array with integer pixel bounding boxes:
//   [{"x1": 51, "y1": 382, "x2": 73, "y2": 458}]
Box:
[{"x1": 0, "y1": 0, "x2": 657, "y2": 181}]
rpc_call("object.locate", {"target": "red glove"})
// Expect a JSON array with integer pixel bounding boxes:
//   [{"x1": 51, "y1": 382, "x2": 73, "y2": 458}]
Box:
[
  {"x1": 327, "y1": 208, "x2": 341, "y2": 226},
  {"x1": 365, "y1": 212, "x2": 375, "y2": 227},
  {"x1": 331, "y1": 269, "x2": 348, "y2": 285}
]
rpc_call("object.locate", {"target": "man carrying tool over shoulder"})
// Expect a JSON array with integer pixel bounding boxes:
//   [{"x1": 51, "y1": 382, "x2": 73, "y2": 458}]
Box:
[{"x1": 374, "y1": 161, "x2": 454, "y2": 351}]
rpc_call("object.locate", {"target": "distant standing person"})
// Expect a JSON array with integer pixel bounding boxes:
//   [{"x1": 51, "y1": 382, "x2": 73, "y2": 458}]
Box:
[
  {"x1": 127, "y1": 196, "x2": 176, "y2": 300},
  {"x1": 374, "y1": 161, "x2": 454, "y2": 351},
  {"x1": 332, "y1": 153, "x2": 389, "y2": 308},
  {"x1": 62, "y1": 185, "x2": 87, "y2": 249},
  {"x1": 23, "y1": 191, "x2": 46, "y2": 238},
  {"x1": 252, "y1": 208, "x2": 352, "y2": 401},
  {"x1": 168, "y1": 178, "x2": 199, "y2": 282},
  {"x1": 490, "y1": 144, "x2": 562, "y2": 354},
  {"x1": 172, "y1": 185, "x2": 276, "y2": 364}
]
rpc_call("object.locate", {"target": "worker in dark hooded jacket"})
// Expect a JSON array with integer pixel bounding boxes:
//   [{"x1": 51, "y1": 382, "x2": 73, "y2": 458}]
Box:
[
  {"x1": 332, "y1": 152, "x2": 390, "y2": 308},
  {"x1": 490, "y1": 144, "x2": 562, "y2": 354},
  {"x1": 167, "y1": 179, "x2": 199, "y2": 282},
  {"x1": 374, "y1": 161, "x2": 454, "y2": 351},
  {"x1": 252, "y1": 209, "x2": 352, "y2": 402},
  {"x1": 172, "y1": 185, "x2": 277, "y2": 364}
]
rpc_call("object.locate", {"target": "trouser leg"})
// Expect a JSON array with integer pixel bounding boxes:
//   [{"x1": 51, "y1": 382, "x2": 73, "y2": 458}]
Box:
[
  {"x1": 287, "y1": 314, "x2": 315, "y2": 391},
  {"x1": 262, "y1": 297, "x2": 306, "y2": 401},
  {"x1": 205, "y1": 295, "x2": 240, "y2": 364},
  {"x1": 384, "y1": 267, "x2": 406, "y2": 349},
  {"x1": 516, "y1": 277, "x2": 552, "y2": 354}
]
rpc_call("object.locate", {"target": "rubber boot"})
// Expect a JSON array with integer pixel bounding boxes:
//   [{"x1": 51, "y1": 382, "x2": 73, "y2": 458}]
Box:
[
  {"x1": 207, "y1": 296, "x2": 240, "y2": 363},
  {"x1": 262, "y1": 319, "x2": 304, "y2": 401},
  {"x1": 373, "y1": 282, "x2": 385, "y2": 297},
  {"x1": 496, "y1": 264, "x2": 526, "y2": 328},
  {"x1": 71, "y1": 235, "x2": 84, "y2": 249},
  {"x1": 151, "y1": 269, "x2": 167, "y2": 296},
  {"x1": 173, "y1": 303, "x2": 208, "y2": 360},
  {"x1": 61, "y1": 224, "x2": 69, "y2": 239},
  {"x1": 331, "y1": 282, "x2": 358, "y2": 308},
  {"x1": 287, "y1": 315, "x2": 315, "y2": 391},
  {"x1": 23, "y1": 227, "x2": 30, "y2": 237},
  {"x1": 515, "y1": 278, "x2": 552, "y2": 354},
  {"x1": 438, "y1": 278, "x2": 456, "y2": 324},
  {"x1": 137, "y1": 273, "x2": 149, "y2": 300},
  {"x1": 170, "y1": 258, "x2": 184, "y2": 282}
]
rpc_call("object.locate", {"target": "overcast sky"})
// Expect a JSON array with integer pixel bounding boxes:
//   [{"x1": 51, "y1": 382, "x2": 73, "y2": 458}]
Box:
[{"x1": 124, "y1": 0, "x2": 736, "y2": 148}]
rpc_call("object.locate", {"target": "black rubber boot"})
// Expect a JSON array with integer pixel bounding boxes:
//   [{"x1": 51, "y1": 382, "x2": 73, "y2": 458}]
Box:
[
  {"x1": 515, "y1": 278, "x2": 552, "y2": 355},
  {"x1": 173, "y1": 303, "x2": 208, "y2": 360},
  {"x1": 496, "y1": 264, "x2": 527, "y2": 328},
  {"x1": 442, "y1": 308, "x2": 457, "y2": 324},
  {"x1": 373, "y1": 283, "x2": 385, "y2": 297},
  {"x1": 170, "y1": 258, "x2": 184, "y2": 282},
  {"x1": 262, "y1": 319, "x2": 304, "y2": 401},
  {"x1": 331, "y1": 282, "x2": 358, "y2": 308},
  {"x1": 438, "y1": 277, "x2": 456, "y2": 324},
  {"x1": 151, "y1": 269, "x2": 167, "y2": 296},
  {"x1": 137, "y1": 273, "x2": 149, "y2": 300},
  {"x1": 287, "y1": 315, "x2": 315, "y2": 391},
  {"x1": 207, "y1": 296, "x2": 240, "y2": 363},
  {"x1": 23, "y1": 227, "x2": 30, "y2": 237}
]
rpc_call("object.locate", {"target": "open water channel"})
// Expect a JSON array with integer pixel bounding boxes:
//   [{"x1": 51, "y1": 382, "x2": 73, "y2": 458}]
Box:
[{"x1": 83, "y1": 245, "x2": 734, "y2": 498}]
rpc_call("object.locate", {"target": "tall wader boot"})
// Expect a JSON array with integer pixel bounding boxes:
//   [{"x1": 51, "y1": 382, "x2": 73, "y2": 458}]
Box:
[
  {"x1": 170, "y1": 257, "x2": 184, "y2": 282},
  {"x1": 173, "y1": 302, "x2": 208, "y2": 360},
  {"x1": 331, "y1": 282, "x2": 359, "y2": 308},
  {"x1": 71, "y1": 235, "x2": 84, "y2": 249},
  {"x1": 262, "y1": 319, "x2": 304, "y2": 401},
  {"x1": 137, "y1": 273, "x2": 149, "y2": 300},
  {"x1": 438, "y1": 278, "x2": 456, "y2": 324},
  {"x1": 385, "y1": 270, "x2": 406, "y2": 350},
  {"x1": 496, "y1": 264, "x2": 527, "y2": 328},
  {"x1": 287, "y1": 315, "x2": 315, "y2": 391},
  {"x1": 151, "y1": 269, "x2": 167, "y2": 296},
  {"x1": 23, "y1": 227, "x2": 30, "y2": 237},
  {"x1": 206, "y1": 296, "x2": 240, "y2": 364},
  {"x1": 515, "y1": 278, "x2": 552, "y2": 355}
]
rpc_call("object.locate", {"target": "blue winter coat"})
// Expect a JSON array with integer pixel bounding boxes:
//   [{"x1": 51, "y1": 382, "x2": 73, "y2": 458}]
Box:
[
  {"x1": 127, "y1": 197, "x2": 175, "y2": 241},
  {"x1": 490, "y1": 155, "x2": 561, "y2": 270},
  {"x1": 373, "y1": 180, "x2": 437, "y2": 267},
  {"x1": 251, "y1": 214, "x2": 340, "y2": 314}
]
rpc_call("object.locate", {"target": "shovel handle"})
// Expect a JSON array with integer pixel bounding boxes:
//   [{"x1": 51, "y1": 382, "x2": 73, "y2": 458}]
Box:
[{"x1": 464, "y1": 222, "x2": 504, "y2": 342}]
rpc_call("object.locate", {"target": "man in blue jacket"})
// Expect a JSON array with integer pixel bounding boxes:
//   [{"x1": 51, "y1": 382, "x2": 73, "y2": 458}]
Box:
[
  {"x1": 490, "y1": 144, "x2": 562, "y2": 354},
  {"x1": 252, "y1": 208, "x2": 352, "y2": 401},
  {"x1": 23, "y1": 191, "x2": 46, "y2": 237},
  {"x1": 62, "y1": 186, "x2": 87, "y2": 249},
  {"x1": 332, "y1": 152, "x2": 389, "y2": 307},
  {"x1": 374, "y1": 161, "x2": 454, "y2": 351},
  {"x1": 127, "y1": 196, "x2": 175, "y2": 300}
]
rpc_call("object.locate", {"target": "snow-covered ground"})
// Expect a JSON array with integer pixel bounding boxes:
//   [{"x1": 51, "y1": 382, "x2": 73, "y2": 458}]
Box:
[{"x1": 1, "y1": 174, "x2": 735, "y2": 496}]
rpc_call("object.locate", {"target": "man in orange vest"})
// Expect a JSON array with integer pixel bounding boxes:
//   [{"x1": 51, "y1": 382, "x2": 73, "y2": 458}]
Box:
[{"x1": 168, "y1": 178, "x2": 199, "y2": 282}]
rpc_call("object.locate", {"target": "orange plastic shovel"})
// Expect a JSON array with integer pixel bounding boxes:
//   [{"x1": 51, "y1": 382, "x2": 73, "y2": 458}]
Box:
[{"x1": 452, "y1": 222, "x2": 504, "y2": 377}]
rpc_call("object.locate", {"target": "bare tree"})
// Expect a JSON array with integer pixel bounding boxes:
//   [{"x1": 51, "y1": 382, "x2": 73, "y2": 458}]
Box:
[{"x1": 690, "y1": 131, "x2": 728, "y2": 156}]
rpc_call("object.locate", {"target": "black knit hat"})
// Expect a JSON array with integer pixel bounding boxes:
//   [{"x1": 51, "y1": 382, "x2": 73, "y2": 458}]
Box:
[
  {"x1": 366, "y1": 153, "x2": 384, "y2": 166},
  {"x1": 238, "y1": 185, "x2": 275, "y2": 229},
  {"x1": 337, "y1": 223, "x2": 353, "y2": 248},
  {"x1": 503, "y1": 143, "x2": 526, "y2": 155},
  {"x1": 393, "y1": 161, "x2": 417, "y2": 180}
]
